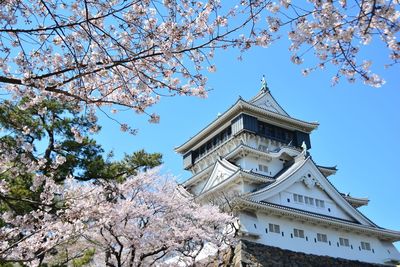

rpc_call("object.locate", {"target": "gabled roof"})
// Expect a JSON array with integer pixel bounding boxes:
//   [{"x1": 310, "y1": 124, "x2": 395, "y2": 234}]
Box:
[
  {"x1": 182, "y1": 143, "x2": 301, "y2": 188},
  {"x1": 200, "y1": 158, "x2": 239, "y2": 193},
  {"x1": 183, "y1": 156, "x2": 274, "y2": 197},
  {"x1": 182, "y1": 164, "x2": 214, "y2": 188},
  {"x1": 182, "y1": 142, "x2": 333, "y2": 189},
  {"x1": 246, "y1": 155, "x2": 376, "y2": 227},
  {"x1": 175, "y1": 90, "x2": 319, "y2": 154},
  {"x1": 198, "y1": 169, "x2": 274, "y2": 199},
  {"x1": 249, "y1": 88, "x2": 289, "y2": 116}
]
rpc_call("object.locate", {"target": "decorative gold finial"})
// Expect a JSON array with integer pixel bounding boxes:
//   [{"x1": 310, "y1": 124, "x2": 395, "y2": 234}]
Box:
[{"x1": 261, "y1": 75, "x2": 268, "y2": 91}]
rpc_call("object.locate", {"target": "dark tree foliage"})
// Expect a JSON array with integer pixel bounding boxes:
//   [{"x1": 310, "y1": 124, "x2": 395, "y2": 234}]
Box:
[{"x1": 0, "y1": 99, "x2": 162, "y2": 217}]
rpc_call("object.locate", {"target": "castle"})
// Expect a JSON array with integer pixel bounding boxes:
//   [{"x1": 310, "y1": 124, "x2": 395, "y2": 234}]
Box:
[{"x1": 175, "y1": 80, "x2": 400, "y2": 265}]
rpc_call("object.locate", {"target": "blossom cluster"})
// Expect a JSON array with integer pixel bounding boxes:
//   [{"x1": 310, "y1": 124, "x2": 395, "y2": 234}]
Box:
[
  {"x1": 0, "y1": 0, "x2": 270, "y2": 123},
  {"x1": 280, "y1": 0, "x2": 400, "y2": 87},
  {"x1": 0, "y1": 0, "x2": 397, "y2": 122},
  {"x1": 1, "y1": 168, "x2": 234, "y2": 265}
]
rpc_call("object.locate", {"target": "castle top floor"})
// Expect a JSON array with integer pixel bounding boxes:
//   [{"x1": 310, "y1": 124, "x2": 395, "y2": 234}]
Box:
[{"x1": 175, "y1": 84, "x2": 319, "y2": 170}]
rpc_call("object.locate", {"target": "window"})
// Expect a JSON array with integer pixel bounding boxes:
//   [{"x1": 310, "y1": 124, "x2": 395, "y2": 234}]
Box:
[
  {"x1": 317, "y1": 233, "x2": 328, "y2": 243},
  {"x1": 192, "y1": 127, "x2": 232, "y2": 162},
  {"x1": 284, "y1": 132, "x2": 293, "y2": 142},
  {"x1": 258, "y1": 164, "x2": 268, "y2": 173},
  {"x1": 305, "y1": 196, "x2": 314, "y2": 206},
  {"x1": 294, "y1": 194, "x2": 325, "y2": 208},
  {"x1": 294, "y1": 194, "x2": 303, "y2": 203},
  {"x1": 267, "y1": 126, "x2": 275, "y2": 137},
  {"x1": 339, "y1": 237, "x2": 350, "y2": 247},
  {"x1": 269, "y1": 223, "x2": 280, "y2": 234},
  {"x1": 316, "y1": 199, "x2": 325, "y2": 208},
  {"x1": 293, "y1": 228, "x2": 304, "y2": 238},
  {"x1": 257, "y1": 121, "x2": 295, "y2": 144},
  {"x1": 361, "y1": 241, "x2": 371, "y2": 251}
]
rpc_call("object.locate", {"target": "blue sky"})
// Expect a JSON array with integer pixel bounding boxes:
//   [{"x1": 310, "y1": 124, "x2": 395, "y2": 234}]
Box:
[{"x1": 95, "y1": 36, "x2": 400, "y2": 247}]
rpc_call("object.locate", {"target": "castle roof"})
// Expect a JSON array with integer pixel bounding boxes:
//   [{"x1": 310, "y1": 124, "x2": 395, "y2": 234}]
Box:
[
  {"x1": 232, "y1": 155, "x2": 400, "y2": 242},
  {"x1": 182, "y1": 142, "x2": 301, "y2": 188},
  {"x1": 245, "y1": 155, "x2": 376, "y2": 227},
  {"x1": 176, "y1": 81, "x2": 400, "y2": 263},
  {"x1": 175, "y1": 88, "x2": 319, "y2": 154},
  {"x1": 183, "y1": 142, "x2": 344, "y2": 196}
]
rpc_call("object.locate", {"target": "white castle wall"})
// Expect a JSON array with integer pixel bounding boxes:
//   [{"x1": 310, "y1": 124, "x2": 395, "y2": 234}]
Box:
[
  {"x1": 235, "y1": 156, "x2": 284, "y2": 177},
  {"x1": 239, "y1": 212, "x2": 400, "y2": 264},
  {"x1": 266, "y1": 181, "x2": 354, "y2": 221},
  {"x1": 185, "y1": 131, "x2": 400, "y2": 265}
]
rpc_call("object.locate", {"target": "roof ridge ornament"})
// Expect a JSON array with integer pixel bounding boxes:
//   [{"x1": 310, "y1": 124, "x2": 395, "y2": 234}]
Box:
[
  {"x1": 301, "y1": 141, "x2": 308, "y2": 152},
  {"x1": 261, "y1": 75, "x2": 269, "y2": 92},
  {"x1": 297, "y1": 141, "x2": 308, "y2": 160}
]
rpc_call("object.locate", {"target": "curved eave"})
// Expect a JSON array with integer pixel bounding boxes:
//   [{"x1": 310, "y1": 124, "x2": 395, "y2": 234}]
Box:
[
  {"x1": 241, "y1": 100, "x2": 319, "y2": 131},
  {"x1": 175, "y1": 98, "x2": 242, "y2": 154},
  {"x1": 189, "y1": 132, "x2": 302, "y2": 172},
  {"x1": 240, "y1": 170, "x2": 275, "y2": 182},
  {"x1": 343, "y1": 195, "x2": 370, "y2": 208},
  {"x1": 317, "y1": 165, "x2": 338, "y2": 177},
  {"x1": 175, "y1": 99, "x2": 318, "y2": 154},
  {"x1": 235, "y1": 198, "x2": 400, "y2": 242},
  {"x1": 182, "y1": 164, "x2": 213, "y2": 188},
  {"x1": 184, "y1": 143, "x2": 301, "y2": 188},
  {"x1": 227, "y1": 143, "x2": 301, "y2": 161}
]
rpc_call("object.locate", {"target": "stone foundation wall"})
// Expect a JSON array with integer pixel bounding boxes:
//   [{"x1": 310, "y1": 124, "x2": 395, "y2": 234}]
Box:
[{"x1": 232, "y1": 240, "x2": 390, "y2": 267}]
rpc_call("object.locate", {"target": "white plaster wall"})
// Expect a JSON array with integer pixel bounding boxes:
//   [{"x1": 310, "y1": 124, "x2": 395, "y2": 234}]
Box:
[
  {"x1": 238, "y1": 211, "x2": 259, "y2": 235},
  {"x1": 239, "y1": 212, "x2": 400, "y2": 264},
  {"x1": 242, "y1": 182, "x2": 258, "y2": 194},
  {"x1": 235, "y1": 156, "x2": 283, "y2": 177},
  {"x1": 242, "y1": 136, "x2": 257, "y2": 148},
  {"x1": 264, "y1": 181, "x2": 355, "y2": 221}
]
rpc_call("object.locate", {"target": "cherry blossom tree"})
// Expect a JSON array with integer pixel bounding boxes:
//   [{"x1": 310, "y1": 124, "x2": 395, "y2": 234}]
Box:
[
  {"x1": 0, "y1": 0, "x2": 397, "y2": 124},
  {"x1": 1, "y1": 168, "x2": 235, "y2": 266},
  {"x1": 0, "y1": 98, "x2": 233, "y2": 266},
  {"x1": 0, "y1": 0, "x2": 270, "y2": 128}
]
